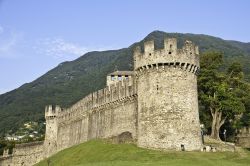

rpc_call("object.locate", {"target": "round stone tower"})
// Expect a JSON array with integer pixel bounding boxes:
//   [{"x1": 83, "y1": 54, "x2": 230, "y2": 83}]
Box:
[
  {"x1": 134, "y1": 38, "x2": 202, "y2": 151},
  {"x1": 44, "y1": 105, "x2": 61, "y2": 157}
]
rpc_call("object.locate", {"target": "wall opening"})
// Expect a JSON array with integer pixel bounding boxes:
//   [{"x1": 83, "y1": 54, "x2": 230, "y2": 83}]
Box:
[
  {"x1": 181, "y1": 63, "x2": 185, "y2": 68},
  {"x1": 190, "y1": 65, "x2": 194, "y2": 72},
  {"x1": 117, "y1": 131, "x2": 133, "y2": 143},
  {"x1": 181, "y1": 144, "x2": 185, "y2": 151}
]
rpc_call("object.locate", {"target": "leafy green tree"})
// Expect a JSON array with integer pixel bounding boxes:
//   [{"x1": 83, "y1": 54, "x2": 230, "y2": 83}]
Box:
[
  {"x1": 198, "y1": 52, "x2": 245, "y2": 140},
  {"x1": 226, "y1": 62, "x2": 250, "y2": 128}
]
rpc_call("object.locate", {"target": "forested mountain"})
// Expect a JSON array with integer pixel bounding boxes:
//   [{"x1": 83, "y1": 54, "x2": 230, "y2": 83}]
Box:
[{"x1": 0, "y1": 31, "x2": 250, "y2": 136}]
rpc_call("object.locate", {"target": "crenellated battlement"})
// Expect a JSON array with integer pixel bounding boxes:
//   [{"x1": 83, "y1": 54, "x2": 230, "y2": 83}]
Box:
[
  {"x1": 134, "y1": 38, "x2": 199, "y2": 74},
  {"x1": 57, "y1": 77, "x2": 137, "y2": 123},
  {"x1": 45, "y1": 105, "x2": 61, "y2": 119}
]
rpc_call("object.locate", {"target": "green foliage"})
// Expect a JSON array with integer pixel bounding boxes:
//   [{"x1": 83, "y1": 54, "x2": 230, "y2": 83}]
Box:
[
  {"x1": 198, "y1": 51, "x2": 250, "y2": 140},
  {"x1": 36, "y1": 140, "x2": 250, "y2": 166},
  {"x1": 0, "y1": 31, "x2": 250, "y2": 136}
]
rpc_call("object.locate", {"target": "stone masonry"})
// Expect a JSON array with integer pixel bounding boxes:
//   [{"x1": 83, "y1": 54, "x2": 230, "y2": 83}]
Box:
[
  {"x1": 236, "y1": 127, "x2": 250, "y2": 148},
  {"x1": 0, "y1": 38, "x2": 202, "y2": 166}
]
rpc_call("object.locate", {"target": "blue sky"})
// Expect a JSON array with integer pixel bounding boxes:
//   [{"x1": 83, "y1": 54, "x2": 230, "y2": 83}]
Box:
[{"x1": 0, "y1": 0, "x2": 249, "y2": 94}]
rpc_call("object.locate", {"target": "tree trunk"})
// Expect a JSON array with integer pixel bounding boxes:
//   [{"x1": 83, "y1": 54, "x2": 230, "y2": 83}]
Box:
[{"x1": 210, "y1": 108, "x2": 226, "y2": 140}]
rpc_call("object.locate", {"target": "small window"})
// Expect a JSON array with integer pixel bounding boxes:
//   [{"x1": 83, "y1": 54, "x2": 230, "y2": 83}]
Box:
[
  {"x1": 168, "y1": 52, "x2": 172, "y2": 54},
  {"x1": 149, "y1": 53, "x2": 152, "y2": 56},
  {"x1": 157, "y1": 85, "x2": 159, "y2": 91},
  {"x1": 170, "y1": 44, "x2": 172, "y2": 49}
]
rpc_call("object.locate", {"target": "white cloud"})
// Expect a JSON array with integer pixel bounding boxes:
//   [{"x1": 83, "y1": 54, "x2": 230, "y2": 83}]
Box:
[
  {"x1": 34, "y1": 37, "x2": 114, "y2": 60},
  {"x1": 44, "y1": 38, "x2": 86, "y2": 56}
]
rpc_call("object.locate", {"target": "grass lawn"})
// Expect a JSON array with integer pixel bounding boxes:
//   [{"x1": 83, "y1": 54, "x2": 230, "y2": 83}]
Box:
[{"x1": 36, "y1": 140, "x2": 250, "y2": 166}]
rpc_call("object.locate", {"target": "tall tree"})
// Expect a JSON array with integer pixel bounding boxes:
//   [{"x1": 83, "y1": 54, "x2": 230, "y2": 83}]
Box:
[{"x1": 198, "y1": 52, "x2": 245, "y2": 140}]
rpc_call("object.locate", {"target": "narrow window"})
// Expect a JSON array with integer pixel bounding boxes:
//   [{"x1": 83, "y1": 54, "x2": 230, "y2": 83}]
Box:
[
  {"x1": 170, "y1": 44, "x2": 172, "y2": 49},
  {"x1": 157, "y1": 85, "x2": 159, "y2": 91}
]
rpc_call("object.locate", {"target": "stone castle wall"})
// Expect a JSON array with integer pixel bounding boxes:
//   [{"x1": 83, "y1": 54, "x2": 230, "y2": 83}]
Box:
[
  {"x1": 236, "y1": 127, "x2": 250, "y2": 148},
  {"x1": 47, "y1": 78, "x2": 138, "y2": 154},
  {"x1": 0, "y1": 141, "x2": 44, "y2": 166}
]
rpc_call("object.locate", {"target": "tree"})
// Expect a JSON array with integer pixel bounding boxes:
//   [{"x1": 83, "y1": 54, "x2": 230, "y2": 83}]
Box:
[
  {"x1": 226, "y1": 62, "x2": 250, "y2": 128},
  {"x1": 198, "y1": 52, "x2": 245, "y2": 140}
]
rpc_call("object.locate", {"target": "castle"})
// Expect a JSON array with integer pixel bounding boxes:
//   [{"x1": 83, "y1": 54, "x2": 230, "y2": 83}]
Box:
[{"x1": 0, "y1": 38, "x2": 203, "y2": 166}]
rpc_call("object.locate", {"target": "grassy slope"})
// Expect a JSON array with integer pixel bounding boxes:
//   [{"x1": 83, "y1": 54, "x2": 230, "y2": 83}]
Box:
[
  {"x1": 36, "y1": 140, "x2": 250, "y2": 166},
  {"x1": 0, "y1": 31, "x2": 250, "y2": 135}
]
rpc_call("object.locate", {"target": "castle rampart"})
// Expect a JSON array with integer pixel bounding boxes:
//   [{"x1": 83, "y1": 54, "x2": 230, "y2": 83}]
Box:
[
  {"x1": 0, "y1": 141, "x2": 44, "y2": 166},
  {"x1": 53, "y1": 78, "x2": 138, "y2": 152}
]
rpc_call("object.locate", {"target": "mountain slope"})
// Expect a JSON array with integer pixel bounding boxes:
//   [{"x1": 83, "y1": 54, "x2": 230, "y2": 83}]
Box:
[{"x1": 0, "y1": 31, "x2": 250, "y2": 135}]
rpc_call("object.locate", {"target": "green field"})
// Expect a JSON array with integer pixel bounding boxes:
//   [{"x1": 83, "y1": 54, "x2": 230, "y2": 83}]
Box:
[{"x1": 36, "y1": 140, "x2": 250, "y2": 166}]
